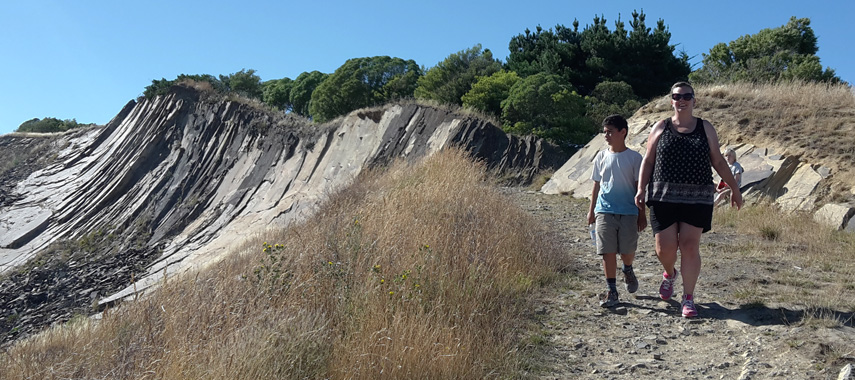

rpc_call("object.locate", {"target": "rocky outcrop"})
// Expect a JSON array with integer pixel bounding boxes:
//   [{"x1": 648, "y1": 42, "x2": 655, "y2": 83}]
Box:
[
  {"x1": 541, "y1": 113, "x2": 855, "y2": 230},
  {"x1": 814, "y1": 204, "x2": 855, "y2": 230},
  {"x1": 0, "y1": 85, "x2": 565, "y2": 343}
]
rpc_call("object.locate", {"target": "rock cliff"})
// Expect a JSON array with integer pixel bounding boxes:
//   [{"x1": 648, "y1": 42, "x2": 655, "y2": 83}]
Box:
[{"x1": 0, "y1": 85, "x2": 565, "y2": 343}]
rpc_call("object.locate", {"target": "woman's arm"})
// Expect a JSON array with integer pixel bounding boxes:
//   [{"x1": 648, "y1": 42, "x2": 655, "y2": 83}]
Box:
[
  {"x1": 635, "y1": 120, "x2": 665, "y2": 209},
  {"x1": 704, "y1": 120, "x2": 743, "y2": 209}
]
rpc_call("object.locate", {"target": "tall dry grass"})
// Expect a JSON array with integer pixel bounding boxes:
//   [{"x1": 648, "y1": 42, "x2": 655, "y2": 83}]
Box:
[
  {"x1": 713, "y1": 202, "x2": 855, "y2": 322},
  {"x1": 0, "y1": 148, "x2": 567, "y2": 379}
]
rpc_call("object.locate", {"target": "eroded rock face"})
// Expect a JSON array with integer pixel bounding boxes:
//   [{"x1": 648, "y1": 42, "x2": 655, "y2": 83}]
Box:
[{"x1": 0, "y1": 86, "x2": 566, "y2": 344}]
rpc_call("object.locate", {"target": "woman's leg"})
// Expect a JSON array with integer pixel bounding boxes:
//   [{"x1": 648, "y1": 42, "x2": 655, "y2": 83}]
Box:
[
  {"x1": 655, "y1": 224, "x2": 679, "y2": 276},
  {"x1": 677, "y1": 222, "x2": 703, "y2": 295}
]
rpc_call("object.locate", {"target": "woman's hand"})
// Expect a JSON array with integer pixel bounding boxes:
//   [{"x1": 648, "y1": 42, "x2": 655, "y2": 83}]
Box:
[
  {"x1": 730, "y1": 190, "x2": 744, "y2": 210},
  {"x1": 634, "y1": 189, "x2": 646, "y2": 210}
]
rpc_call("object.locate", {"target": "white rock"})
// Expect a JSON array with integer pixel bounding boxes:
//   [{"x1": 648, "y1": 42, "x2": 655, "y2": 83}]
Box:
[
  {"x1": 813, "y1": 203, "x2": 855, "y2": 230},
  {"x1": 840, "y1": 363, "x2": 853, "y2": 380}
]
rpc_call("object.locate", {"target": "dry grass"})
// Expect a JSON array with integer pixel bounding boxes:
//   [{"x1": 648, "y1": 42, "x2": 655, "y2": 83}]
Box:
[
  {"x1": 0, "y1": 149, "x2": 567, "y2": 379},
  {"x1": 713, "y1": 202, "x2": 855, "y2": 325}
]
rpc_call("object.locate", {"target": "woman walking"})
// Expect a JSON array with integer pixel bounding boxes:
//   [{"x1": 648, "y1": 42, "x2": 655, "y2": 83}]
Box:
[{"x1": 635, "y1": 82, "x2": 743, "y2": 318}]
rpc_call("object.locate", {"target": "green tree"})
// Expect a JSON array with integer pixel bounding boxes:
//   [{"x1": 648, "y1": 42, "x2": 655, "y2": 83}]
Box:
[
  {"x1": 501, "y1": 73, "x2": 597, "y2": 146},
  {"x1": 506, "y1": 11, "x2": 690, "y2": 99},
  {"x1": 220, "y1": 69, "x2": 263, "y2": 99},
  {"x1": 415, "y1": 44, "x2": 502, "y2": 105},
  {"x1": 586, "y1": 81, "x2": 642, "y2": 124},
  {"x1": 142, "y1": 74, "x2": 226, "y2": 99},
  {"x1": 461, "y1": 70, "x2": 521, "y2": 117},
  {"x1": 17, "y1": 118, "x2": 92, "y2": 133},
  {"x1": 690, "y1": 17, "x2": 840, "y2": 84},
  {"x1": 143, "y1": 78, "x2": 176, "y2": 99},
  {"x1": 262, "y1": 77, "x2": 294, "y2": 111},
  {"x1": 290, "y1": 71, "x2": 329, "y2": 118},
  {"x1": 309, "y1": 56, "x2": 421, "y2": 122}
]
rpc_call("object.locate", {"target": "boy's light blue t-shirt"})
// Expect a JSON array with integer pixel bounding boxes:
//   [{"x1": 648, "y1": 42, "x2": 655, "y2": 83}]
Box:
[{"x1": 591, "y1": 148, "x2": 642, "y2": 216}]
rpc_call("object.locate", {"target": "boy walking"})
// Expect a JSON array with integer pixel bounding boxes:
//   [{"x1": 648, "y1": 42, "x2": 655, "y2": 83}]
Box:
[{"x1": 587, "y1": 115, "x2": 647, "y2": 307}]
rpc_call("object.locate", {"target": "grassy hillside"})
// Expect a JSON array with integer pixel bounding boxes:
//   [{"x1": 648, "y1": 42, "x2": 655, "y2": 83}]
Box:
[
  {"x1": 1, "y1": 81, "x2": 853, "y2": 378},
  {"x1": 637, "y1": 81, "x2": 855, "y2": 203},
  {"x1": 0, "y1": 149, "x2": 569, "y2": 379}
]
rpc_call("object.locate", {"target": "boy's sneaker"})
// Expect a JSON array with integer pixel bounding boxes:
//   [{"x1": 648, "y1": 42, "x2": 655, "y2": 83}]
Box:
[
  {"x1": 659, "y1": 269, "x2": 679, "y2": 300},
  {"x1": 623, "y1": 266, "x2": 639, "y2": 294},
  {"x1": 681, "y1": 295, "x2": 698, "y2": 318},
  {"x1": 599, "y1": 289, "x2": 619, "y2": 308}
]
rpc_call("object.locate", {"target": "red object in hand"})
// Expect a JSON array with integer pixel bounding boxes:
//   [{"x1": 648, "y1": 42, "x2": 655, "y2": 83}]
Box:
[{"x1": 716, "y1": 180, "x2": 728, "y2": 191}]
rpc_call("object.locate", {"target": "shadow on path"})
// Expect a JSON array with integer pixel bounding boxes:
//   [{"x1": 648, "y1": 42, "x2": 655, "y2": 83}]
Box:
[{"x1": 610, "y1": 296, "x2": 855, "y2": 327}]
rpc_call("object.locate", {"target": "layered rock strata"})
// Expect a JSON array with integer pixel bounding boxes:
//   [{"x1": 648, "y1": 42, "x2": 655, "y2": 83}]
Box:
[{"x1": 0, "y1": 85, "x2": 565, "y2": 340}]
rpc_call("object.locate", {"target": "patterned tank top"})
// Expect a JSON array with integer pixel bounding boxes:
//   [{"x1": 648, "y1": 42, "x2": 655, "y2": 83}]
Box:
[{"x1": 646, "y1": 118, "x2": 715, "y2": 205}]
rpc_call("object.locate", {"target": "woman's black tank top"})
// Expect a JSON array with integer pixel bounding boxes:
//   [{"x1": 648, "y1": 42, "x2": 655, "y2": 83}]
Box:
[{"x1": 646, "y1": 118, "x2": 715, "y2": 205}]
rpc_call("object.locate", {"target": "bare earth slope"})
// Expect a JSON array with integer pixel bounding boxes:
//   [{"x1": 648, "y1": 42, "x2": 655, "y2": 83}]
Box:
[{"x1": 502, "y1": 188, "x2": 855, "y2": 380}]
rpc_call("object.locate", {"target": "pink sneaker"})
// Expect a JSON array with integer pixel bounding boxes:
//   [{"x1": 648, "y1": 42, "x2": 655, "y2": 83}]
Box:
[
  {"x1": 681, "y1": 295, "x2": 698, "y2": 318},
  {"x1": 659, "y1": 269, "x2": 678, "y2": 300}
]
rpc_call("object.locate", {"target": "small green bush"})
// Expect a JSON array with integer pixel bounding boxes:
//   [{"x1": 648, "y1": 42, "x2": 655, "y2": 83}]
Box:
[{"x1": 16, "y1": 118, "x2": 92, "y2": 133}]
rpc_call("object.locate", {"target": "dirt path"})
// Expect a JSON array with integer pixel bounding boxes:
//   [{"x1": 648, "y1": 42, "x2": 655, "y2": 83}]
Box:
[{"x1": 501, "y1": 187, "x2": 855, "y2": 380}]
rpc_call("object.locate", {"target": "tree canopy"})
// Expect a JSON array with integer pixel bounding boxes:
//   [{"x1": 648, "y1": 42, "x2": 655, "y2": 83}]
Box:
[
  {"x1": 506, "y1": 10, "x2": 691, "y2": 99},
  {"x1": 220, "y1": 69, "x2": 263, "y2": 99},
  {"x1": 262, "y1": 78, "x2": 294, "y2": 112},
  {"x1": 141, "y1": 71, "x2": 262, "y2": 100},
  {"x1": 415, "y1": 44, "x2": 502, "y2": 105},
  {"x1": 689, "y1": 17, "x2": 840, "y2": 84},
  {"x1": 16, "y1": 118, "x2": 93, "y2": 133},
  {"x1": 585, "y1": 80, "x2": 642, "y2": 124},
  {"x1": 462, "y1": 70, "x2": 521, "y2": 118},
  {"x1": 289, "y1": 71, "x2": 330, "y2": 118},
  {"x1": 309, "y1": 56, "x2": 421, "y2": 122},
  {"x1": 143, "y1": 74, "x2": 225, "y2": 99},
  {"x1": 501, "y1": 73, "x2": 596, "y2": 146}
]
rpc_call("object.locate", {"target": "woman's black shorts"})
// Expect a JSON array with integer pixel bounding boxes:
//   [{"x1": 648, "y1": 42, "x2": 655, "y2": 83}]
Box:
[{"x1": 647, "y1": 201, "x2": 713, "y2": 234}]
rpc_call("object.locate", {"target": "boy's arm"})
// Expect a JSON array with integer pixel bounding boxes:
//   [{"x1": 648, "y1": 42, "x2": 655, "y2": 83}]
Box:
[{"x1": 587, "y1": 181, "x2": 600, "y2": 225}]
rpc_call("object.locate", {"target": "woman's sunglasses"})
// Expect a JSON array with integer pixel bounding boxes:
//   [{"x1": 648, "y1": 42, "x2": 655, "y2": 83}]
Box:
[{"x1": 671, "y1": 93, "x2": 694, "y2": 101}]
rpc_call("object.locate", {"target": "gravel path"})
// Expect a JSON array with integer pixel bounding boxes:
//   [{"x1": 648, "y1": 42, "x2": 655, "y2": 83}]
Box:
[{"x1": 502, "y1": 187, "x2": 855, "y2": 380}]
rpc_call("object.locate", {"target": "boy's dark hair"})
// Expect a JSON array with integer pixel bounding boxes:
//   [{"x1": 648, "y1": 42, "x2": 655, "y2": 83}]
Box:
[{"x1": 602, "y1": 114, "x2": 628, "y2": 132}]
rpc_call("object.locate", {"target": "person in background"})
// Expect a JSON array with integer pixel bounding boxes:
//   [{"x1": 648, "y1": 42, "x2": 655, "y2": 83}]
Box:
[
  {"x1": 714, "y1": 148, "x2": 744, "y2": 205},
  {"x1": 635, "y1": 82, "x2": 743, "y2": 318},
  {"x1": 587, "y1": 114, "x2": 647, "y2": 308}
]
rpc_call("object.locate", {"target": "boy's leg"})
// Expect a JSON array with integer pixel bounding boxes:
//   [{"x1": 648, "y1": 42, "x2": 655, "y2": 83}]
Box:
[
  {"x1": 602, "y1": 253, "x2": 618, "y2": 281},
  {"x1": 600, "y1": 253, "x2": 619, "y2": 307},
  {"x1": 596, "y1": 214, "x2": 620, "y2": 281},
  {"x1": 596, "y1": 213, "x2": 620, "y2": 307},
  {"x1": 617, "y1": 214, "x2": 639, "y2": 293},
  {"x1": 619, "y1": 252, "x2": 635, "y2": 267},
  {"x1": 620, "y1": 253, "x2": 638, "y2": 293}
]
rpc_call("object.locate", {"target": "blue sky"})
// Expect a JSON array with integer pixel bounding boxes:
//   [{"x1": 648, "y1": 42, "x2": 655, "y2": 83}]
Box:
[{"x1": 1, "y1": 0, "x2": 852, "y2": 135}]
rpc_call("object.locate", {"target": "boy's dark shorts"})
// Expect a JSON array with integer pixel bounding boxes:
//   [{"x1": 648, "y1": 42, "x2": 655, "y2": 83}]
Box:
[{"x1": 648, "y1": 201, "x2": 713, "y2": 234}]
